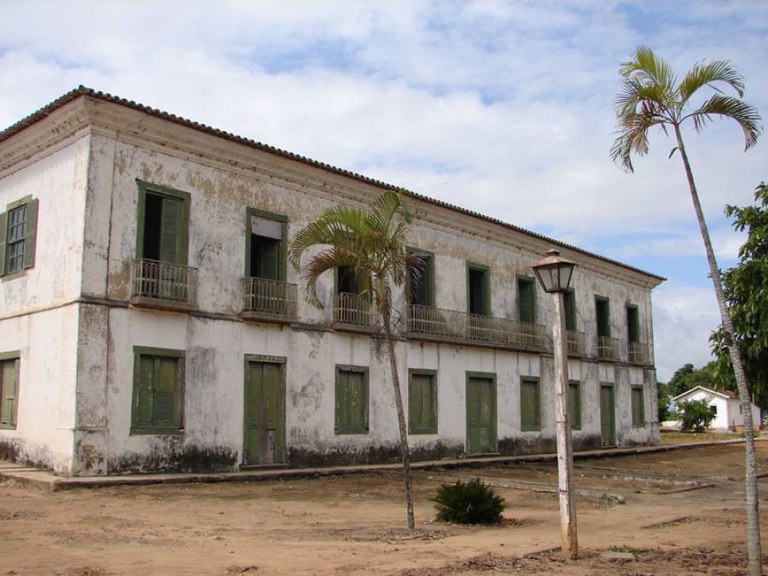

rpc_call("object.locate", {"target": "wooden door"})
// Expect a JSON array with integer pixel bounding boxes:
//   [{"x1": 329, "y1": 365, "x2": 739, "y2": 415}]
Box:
[
  {"x1": 244, "y1": 360, "x2": 286, "y2": 465},
  {"x1": 466, "y1": 375, "x2": 497, "y2": 454},
  {"x1": 600, "y1": 384, "x2": 616, "y2": 447}
]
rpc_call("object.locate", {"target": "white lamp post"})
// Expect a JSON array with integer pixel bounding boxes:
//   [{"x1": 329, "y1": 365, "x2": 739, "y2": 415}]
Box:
[{"x1": 532, "y1": 248, "x2": 578, "y2": 560}]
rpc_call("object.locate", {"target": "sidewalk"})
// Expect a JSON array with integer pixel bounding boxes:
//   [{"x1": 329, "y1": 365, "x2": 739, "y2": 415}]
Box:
[{"x1": 0, "y1": 438, "x2": 749, "y2": 492}]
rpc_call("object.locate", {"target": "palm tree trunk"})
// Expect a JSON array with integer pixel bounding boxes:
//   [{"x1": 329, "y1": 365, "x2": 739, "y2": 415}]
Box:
[
  {"x1": 382, "y1": 314, "x2": 415, "y2": 530},
  {"x1": 674, "y1": 125, "x2": 762, "y2": 575}
]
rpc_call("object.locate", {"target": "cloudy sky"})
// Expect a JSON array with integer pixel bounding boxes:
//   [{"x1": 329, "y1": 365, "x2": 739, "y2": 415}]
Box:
[{"x1": 1, "y1": 0, "x2": 766, "y2": 380}]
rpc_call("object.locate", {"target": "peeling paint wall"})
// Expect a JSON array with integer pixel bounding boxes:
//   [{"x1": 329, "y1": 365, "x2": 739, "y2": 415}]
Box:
[{"x1": 0, "y1": 98, "x2": 661, "y2": 476}]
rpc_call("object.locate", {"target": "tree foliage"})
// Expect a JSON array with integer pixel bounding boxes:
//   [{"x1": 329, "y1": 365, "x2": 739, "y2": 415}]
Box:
[
  {"x1": 711, "y1": 183, "x2": 768, "y2": 409},
  {"x1": 678, "y1": 398, "x2": 716, "y2": 433},
  {"x1": 432, "y1": 478, "x2": 505, "y2": 525},
  {"x1": 288, "y1": 190, "x2": 420, "y2": 529}
]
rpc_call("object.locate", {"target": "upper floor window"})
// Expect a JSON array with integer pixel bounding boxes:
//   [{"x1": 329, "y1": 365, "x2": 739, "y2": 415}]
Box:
[
  {"x1": 596, "y1": 296, "x2": 611, "y2": 338},
  {"x1": 517, "y1": 276, "x2": 536, "y2": 323},
  {"x1": 564, "y1": 289, "x2": 577, "y2": 331},
  {"x1": 408, "y1": 249, "x2": 434, "y2": 307},
  {"x1": 0, "y1": 197, "x2": 39, "y2": 277},
  {"x1": 247, "y1": 209, "x2": 287, "y2": 281},
  {"x1": 626, "y1": 305, "x2": 640, "y2": 343},
  {"x1": 136, "y1": 181, "x2": 190, "y2": 265},
  {"x1": 467, "y1": 263, "x2": 490, "y2": 316}
]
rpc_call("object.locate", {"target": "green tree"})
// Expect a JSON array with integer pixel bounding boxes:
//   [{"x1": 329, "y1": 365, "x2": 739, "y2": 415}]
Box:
[
  {"x1": 711, "y1": 183, "x2": 768, "y2": 410},
  {"x1": 288, "y1": 190, "x2": 420, "y2": 529},
  {"x1": 611, "y1": 46, "x2": 763, "y2": 575},
  {"x1": 678, "y1": 398, "x2": 716, "y2": 433}
]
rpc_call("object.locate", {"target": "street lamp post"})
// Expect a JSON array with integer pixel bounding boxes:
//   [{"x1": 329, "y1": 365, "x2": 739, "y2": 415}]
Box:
[{"x1": 532, "y1": 248, "x2": 578, "y2": 560}]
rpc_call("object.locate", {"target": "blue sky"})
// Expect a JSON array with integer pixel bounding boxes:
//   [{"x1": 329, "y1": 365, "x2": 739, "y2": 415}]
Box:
[{"x1": 1, "y1": 0, "x2": 766, "y2": 380}]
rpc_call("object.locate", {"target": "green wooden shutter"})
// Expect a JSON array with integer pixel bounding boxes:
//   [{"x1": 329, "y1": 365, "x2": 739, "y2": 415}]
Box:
[
  {"x1": 22, "y1": 199, "x2": 38, "y2": 270},
  {"x1": 627, "y1": 306, "x2": 640, "y2": 343},
  {"x1": 409, "y1": 373, "x2": 436, "y2": 433},
  {"x1": 0, "y1": 211, "x2": 7, "y2": 276},
  {"x1": 159, "y1": 197, "x2": 181, "y2": 264},
  {"x1": 1, "y1": 359, "x2": 18, "y2": 426},
  {"x1": 569, "y1": 382, "x2": 581, "y2": 430},
  {"x1": 521, "y1": 379, "x2": 540, "y2": 431},
  {"x1": 154, "y1": 356, "x2": 179, "y2": 427},
  {"x1": 596, "y1": 298, "x2": 611, "y2": 337},
  {"x1": 134, "y1": 355, "x2": 155, "y2": 428},
  {"x1": 564, "y1": 290, "x2": 576, "y2": 331},
  {"x1": 518, "y1": 279, "x2": 535, "y2": 323}
]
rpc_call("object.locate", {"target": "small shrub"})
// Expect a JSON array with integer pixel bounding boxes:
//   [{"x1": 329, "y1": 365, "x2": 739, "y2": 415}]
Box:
[
  {"x1": 432, "y1": 478, "x2": 505, "y2": 525},
  {"x1": 678, "y1": 398, "x2": 716, "y2": 433}
]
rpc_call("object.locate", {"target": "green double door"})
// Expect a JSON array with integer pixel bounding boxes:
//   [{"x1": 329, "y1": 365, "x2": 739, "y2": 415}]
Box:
[
  {"x1": 466, "y1": 374, "x2": 497, "y2": 454},
  {"x1": 244, "y1": 360, "x2": 286, "y2": 465},
  {"x1": 600, "y1": 384, "x2": 616, "y2": 447}
]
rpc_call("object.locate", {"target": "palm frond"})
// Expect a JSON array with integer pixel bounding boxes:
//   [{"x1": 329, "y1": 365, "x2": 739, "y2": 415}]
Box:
[
  {"x1": 678, "y1": 59, "x2": 745, "y2": 104},
  {"x1": 619, "y1": 45, "x2": 677, "y2": 90},
  {"x1": 300, "y1": 248, "x2": 361, "y2": 308},
  {"x1": 687, "y1": 94, "x2": 762, "y2": 150}
]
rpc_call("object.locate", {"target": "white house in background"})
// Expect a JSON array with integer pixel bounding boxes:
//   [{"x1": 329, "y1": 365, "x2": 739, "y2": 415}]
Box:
[
  {"x1": 672, "y1": 386, "x2": 760, "y2": 431},
  {"x1": 0, "y1": 87, "x2": 664, "y2": 477}
]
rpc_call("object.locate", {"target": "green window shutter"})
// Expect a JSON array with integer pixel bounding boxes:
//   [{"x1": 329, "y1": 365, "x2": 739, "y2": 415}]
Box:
[
  {"x1": 521, "y1": 379, "x2": 540, "y2": 431},
  {"x1": 596, "y1": 298, "x2": 611, "y2": 337},
  {"x1": 0, "y1": 210, "x2": 7, "y2": 276},
  {"x1": 335, "y1": 367, "x2": 368, "y2": 434},
  {"x1": 409, "y1": 372, "x2": 437, "y2": 434},
  {"x1": 569, "y1": 382, "x2": 581, "y2": 430},
  {"x1": 22, "y1": 198, "x2": 38, "y2": 270},
  {"x1": 1, "y1": 358, "x2": 18, "y2": 427},
  {"x1": 154, "y1": 356, "x2": 179, "y2": 427},
  {"x1": 133, "y1": 355, "x2": 155, "y2": 428},
  {"x1": 467, "y1": 265, "x2": 490, "y2": 316},
  {"x1": 518, "y1": 278, "x2": 535, "y2": 323},
  {"x1": 632, "y1": 387, "x2": 645, "y2": 427},
  {"x1": 159, "y1": 196, "x2": 182, "y2": 263}
]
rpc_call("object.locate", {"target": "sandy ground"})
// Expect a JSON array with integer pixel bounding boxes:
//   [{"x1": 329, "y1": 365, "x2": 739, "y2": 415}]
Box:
[{"x1": 2, "y1": 441, "x2": 768, "y2": 576}]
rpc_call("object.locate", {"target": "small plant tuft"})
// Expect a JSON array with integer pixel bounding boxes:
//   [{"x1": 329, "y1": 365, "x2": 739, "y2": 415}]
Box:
[{"x1": 432, "y1": 478, "x2": 505, "y2": 525}]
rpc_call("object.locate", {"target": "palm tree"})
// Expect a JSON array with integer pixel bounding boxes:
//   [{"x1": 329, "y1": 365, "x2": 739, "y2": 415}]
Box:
[
  {"x1": 611, "y1": 45, "x2": 763, "y2": 575},
  {"x1": 288, "y1": 190, "x2": 420, "y2": 530}
]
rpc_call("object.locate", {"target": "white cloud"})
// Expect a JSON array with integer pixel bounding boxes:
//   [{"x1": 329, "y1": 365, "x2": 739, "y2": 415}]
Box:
[{"x1": 0, "y1": 0, "x2": 766, "y2": 371}]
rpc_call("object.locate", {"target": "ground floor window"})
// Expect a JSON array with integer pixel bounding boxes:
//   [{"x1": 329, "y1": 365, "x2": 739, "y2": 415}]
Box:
[
  {"x1": 0, "y1": 353, "x2": 20, "y2": 429},
  {"x1": 520, "y1": 377, "x2": 541, "y2": 431},
  {"x1": 409, "y1": 370, "x2": 437, "y2": 434},
  {"x1": 131, "y1": 347, "x2": 185, "y2": 434},
  {"x1": 335, "y1": 365, "x2": 369, "y2": 434},
  {"x1": 569, "y1": 381, "x2": 581, "y2": 430}
]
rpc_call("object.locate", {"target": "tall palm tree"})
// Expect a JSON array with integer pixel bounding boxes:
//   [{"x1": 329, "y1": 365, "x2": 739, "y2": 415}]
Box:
[
  {"x1": 288, "y1": 190, "x2": 420, "y2": 530},
  {"x1": 611, "y1": 45, "x2": 762, "y2": 575}
]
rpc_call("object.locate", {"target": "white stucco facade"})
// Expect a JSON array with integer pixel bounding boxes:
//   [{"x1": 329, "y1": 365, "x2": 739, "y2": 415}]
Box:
[{"x1": 0, "y1": 88, "x2": 664, "y2": 476}]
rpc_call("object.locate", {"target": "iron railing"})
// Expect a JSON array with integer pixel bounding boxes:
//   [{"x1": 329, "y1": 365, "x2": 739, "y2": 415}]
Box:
[
  {"x1": 566, "y1": 331, "x2": 586, "y2": 356},
  {"x1": 629, "y1": 341, "x2": 650, "y2": 364},
  {"x1": 242, "y1": 277, "x2": 298, "y2": 318},
  {"x1": 132, "y1": 259, "x2": 196, "y2": 303},
  {"x1": 334, "y1": 292, "x2": 372, "y2": 327},
  {"x1": 407, "y1": 305, "x2": 548, "y2": 352},
  {"x1": 597, "y1": 336, "x2": 619, "y2": 360}
]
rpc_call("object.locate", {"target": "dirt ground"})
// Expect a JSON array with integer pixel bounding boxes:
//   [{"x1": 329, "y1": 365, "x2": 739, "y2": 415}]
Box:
[{"x1": 2, "y1": 441, "x2": 768, "y2": 576}]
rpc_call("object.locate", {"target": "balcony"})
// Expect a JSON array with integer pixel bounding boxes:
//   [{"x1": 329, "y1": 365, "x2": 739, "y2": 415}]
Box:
[
  {"x1": 566, "y1": 331, "x2": 586, "y2": 357},
  {"x1": 407, "y1": 305, "x2": 548, "y2": 352},
  {"x1": 597, "y1": 336, "x2": 619, "y2": 361},
  {"x1": 629, "y1": 341, "x2": 651, "y2": 364},
  {"x1": 131, "y1": 259, "x2": 197, "y2": 310},
  {"x1": 242, "y1": 277, "x2": 298, "y2": 322},
  {"x1": 334, "y1": 292, "x2": 373, "y2": 330}
]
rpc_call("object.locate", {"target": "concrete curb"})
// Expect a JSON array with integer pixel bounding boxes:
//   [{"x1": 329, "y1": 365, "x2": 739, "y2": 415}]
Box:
[{"x1": 0, "y1": 438, "x2": 752, "y2": 492}]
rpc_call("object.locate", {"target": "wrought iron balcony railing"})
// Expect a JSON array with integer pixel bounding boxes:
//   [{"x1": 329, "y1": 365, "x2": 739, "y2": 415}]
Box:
[
  {"x1": 334, "y1": 292, "x2": 373, "y2": 328},
  {"x1": 132, "y1": 259, "x2": 197, "y2": 304},
  {"x1": 407, "y1": 305, "x2": 548, "y2": 352},
  {"x1": 628, "y1": 341, "x2": 650, "y2": 364},
  {"x1": 566, "y1": 331, "x2": 586, "y2": 357},
  {"x1": 242, "y1": 277, "x2": 298, "y2": 319},
  {"x1": 597, "y1": 336, "x2": 619, "y2": 361}
]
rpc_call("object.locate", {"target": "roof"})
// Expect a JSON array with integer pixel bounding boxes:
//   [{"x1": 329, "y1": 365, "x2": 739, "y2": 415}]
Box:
[
  {"x1": 0, "y1": 86, "x2": 665, "y2": 283},
  {"x1": 672, "y1": 385, "x2": 740, "y2": 402}
]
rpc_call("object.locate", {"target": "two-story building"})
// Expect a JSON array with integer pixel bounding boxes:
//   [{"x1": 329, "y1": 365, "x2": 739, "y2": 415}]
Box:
[{"x1": 0, "y1": 87, "x2": 664, "y2": 477}]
